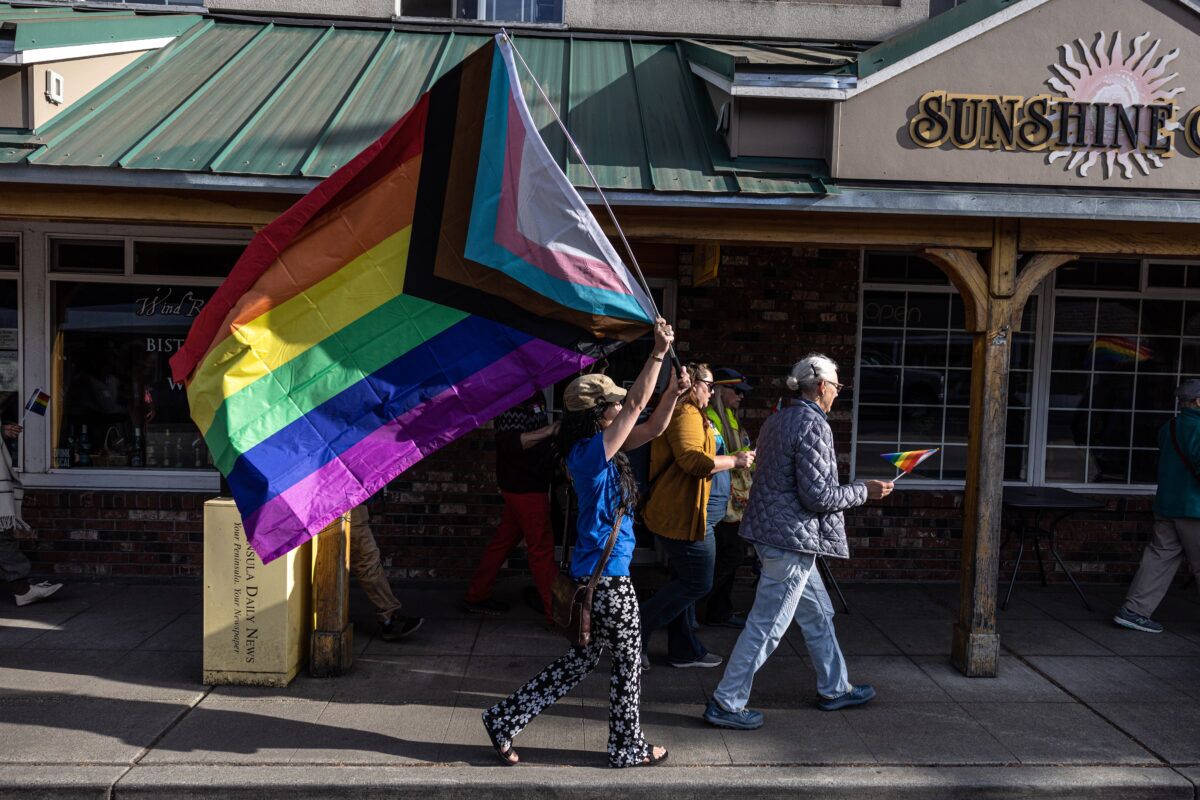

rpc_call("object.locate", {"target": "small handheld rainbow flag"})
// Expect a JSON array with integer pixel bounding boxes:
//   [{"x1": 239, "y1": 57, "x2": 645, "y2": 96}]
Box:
[
  {"x1": 880, "y1": 448, "x2": 939, "y2": 479},
  {"x1": 20, "y1": 388, "x2": 50, "y2": 422}
]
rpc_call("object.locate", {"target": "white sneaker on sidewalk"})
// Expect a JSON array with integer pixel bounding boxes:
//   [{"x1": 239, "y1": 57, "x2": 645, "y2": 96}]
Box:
[{"x1": 14, "y1": 581, "x2": 62, "y2": 607}]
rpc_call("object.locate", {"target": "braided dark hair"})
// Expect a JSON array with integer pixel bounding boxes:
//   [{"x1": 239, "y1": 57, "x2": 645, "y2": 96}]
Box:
[{"x1": 557, "y1": 404, "x2": 639, "y2": 514}]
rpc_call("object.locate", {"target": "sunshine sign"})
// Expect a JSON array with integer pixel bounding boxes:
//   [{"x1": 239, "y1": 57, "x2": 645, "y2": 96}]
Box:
[{"x1": 906, "y1": 31, "x2": 1200, "y2": 179}]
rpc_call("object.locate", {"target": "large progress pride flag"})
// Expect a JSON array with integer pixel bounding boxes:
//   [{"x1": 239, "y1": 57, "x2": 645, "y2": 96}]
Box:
[{"x1": 170, "y1": 35, "x2": 655, "y2": 562}]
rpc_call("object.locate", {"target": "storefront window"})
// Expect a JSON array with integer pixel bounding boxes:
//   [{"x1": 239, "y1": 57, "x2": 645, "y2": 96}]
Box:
[
  {"x1": 857, "y1": 253, "x2": 1200, "y2": 489},
  {"x1": 51, "y1": 282, "x2": 216, "y2": 470},
  {"x1": 1047, "y1": 262, "x2": 1196, "y2": 485},
  {"x1": 46, "y1": 237, "x2": 240, "y2": 473},
  {"x1": 855, "y1": 277, "x2": 1035, "y2": 482}
]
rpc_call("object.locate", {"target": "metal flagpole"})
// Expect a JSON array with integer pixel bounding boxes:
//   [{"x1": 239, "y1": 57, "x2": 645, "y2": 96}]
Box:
[{"x1": 500, "y1": 31, "x2": 681, "y2": 370}]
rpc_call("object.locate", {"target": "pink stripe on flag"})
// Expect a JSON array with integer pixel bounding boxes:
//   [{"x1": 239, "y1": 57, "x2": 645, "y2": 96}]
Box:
[
  {"x1": 244, "y1": 338, "x2": 591, "y2": 563},
  {"x1": 492, "y1": 92, "x2": 634, "y2": 296}
]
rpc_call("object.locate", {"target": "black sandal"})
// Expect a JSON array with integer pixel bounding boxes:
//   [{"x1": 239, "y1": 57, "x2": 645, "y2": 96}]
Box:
[
  {"x1": 634, "y1": 745, "x2": 669, "y2": 767},
  {"x1": 482, "y1": 714, "x2": 519, "y2": 766}
]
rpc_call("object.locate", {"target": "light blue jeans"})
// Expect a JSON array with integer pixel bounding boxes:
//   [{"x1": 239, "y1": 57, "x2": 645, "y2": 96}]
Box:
[{"x1": 712, "y1": 543, "x2": 851, "y2": 712}]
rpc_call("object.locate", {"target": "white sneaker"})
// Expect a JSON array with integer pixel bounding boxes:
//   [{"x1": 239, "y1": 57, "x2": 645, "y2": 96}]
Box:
[{"x1": 14, "y1": 581, "x2": 62, "y2": 607}]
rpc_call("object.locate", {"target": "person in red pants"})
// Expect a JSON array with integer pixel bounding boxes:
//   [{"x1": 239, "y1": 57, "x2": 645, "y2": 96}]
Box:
[{"x1": 462, "y1": 394, "x2": 558, "y2": 622}]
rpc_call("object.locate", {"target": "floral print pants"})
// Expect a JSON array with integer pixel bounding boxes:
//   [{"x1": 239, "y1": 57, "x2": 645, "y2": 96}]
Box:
[{"x1": 483, "y1": 576, "x2": 649, "y2": 767}]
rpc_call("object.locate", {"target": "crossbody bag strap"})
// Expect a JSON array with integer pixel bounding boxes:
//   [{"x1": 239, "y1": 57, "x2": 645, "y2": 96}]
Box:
[
  {"x1": 585, "y1": 507, "x2": 625, "y2": 591},
  {"x1": 1170, "y1": 418, "x2": 1200, "y2": 488}
]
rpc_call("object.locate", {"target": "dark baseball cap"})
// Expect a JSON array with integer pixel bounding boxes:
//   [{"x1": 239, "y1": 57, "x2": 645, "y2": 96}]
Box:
[
  {"x1": 1177, "y1": 379, "x2": 1200, "y2": 402},
  {"x1": 713, "y1": 367, "x2": 753, "y2": 392}
]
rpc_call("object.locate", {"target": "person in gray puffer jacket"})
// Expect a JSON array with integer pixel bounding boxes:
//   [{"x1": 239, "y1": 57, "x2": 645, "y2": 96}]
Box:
[{"x1": 703, "y1": 353, "x2": 893, "y2": 731}]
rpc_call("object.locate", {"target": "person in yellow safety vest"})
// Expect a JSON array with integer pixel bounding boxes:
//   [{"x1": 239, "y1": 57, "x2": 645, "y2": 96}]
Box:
[{"x1": 703, "y1": 368, "x2": 755, "y2": 628}]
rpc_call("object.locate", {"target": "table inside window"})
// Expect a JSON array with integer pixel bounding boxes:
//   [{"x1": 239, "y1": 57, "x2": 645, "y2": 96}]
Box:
[{"x1": 1001, "y1": 486, "x2": 1103, "y2": 611}]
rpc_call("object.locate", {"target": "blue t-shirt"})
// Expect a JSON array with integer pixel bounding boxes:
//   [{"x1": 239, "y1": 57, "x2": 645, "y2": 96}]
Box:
[
  {"x1": 708, "y1": 428, "x2": 731, "y2": 514},
  {"x1": 566, "y1": 432, "x2": 636, "y2": 579}
]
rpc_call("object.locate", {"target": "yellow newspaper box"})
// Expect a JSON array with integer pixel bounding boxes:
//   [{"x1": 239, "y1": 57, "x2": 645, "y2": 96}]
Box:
[{"x1": 203, "y1": 498, "x2": 312, "y2": 686}]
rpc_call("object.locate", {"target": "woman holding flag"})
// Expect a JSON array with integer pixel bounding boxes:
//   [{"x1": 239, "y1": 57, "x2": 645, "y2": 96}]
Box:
[
  {"x1": 483, "y1": 319, "x2": 687, "y2": 768},
  {"x1": 703, "y1": 354, "x2": 892, "y2": 730},
  {"x1": 2, "y1": 388, "x2": 63, "y2": 607}
]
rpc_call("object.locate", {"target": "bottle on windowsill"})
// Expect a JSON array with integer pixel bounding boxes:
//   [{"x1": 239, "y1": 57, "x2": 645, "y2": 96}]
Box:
[
  {"x1": 162, "y1": 427, "x2": 173, "y2": 468},
  {"x1": 77, "y1": 425, "x2": 92, "y2": 467},
  {"x1": 61, "y1": 425, "x2": 76, "y2": 469},
  {"x1": 130, "y1": 429, "x2": 144, "y2": 468}
]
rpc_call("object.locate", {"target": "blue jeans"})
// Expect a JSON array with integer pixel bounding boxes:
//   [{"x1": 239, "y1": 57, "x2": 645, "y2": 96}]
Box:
[
  {"x1": 713, "y1": 543, "x2": 851, "y2": 711},
  {"x1": 640, "y1": 533, "x2": 716, "y2": 663}
]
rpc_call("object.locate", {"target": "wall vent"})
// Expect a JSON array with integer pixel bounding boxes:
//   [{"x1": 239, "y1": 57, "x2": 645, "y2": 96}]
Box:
[{"x1": 45, "y1": 70, "x2": 64, "y2": 105}]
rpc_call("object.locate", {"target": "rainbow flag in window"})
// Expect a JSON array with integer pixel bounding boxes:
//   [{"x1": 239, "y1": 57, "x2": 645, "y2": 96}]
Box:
[
  {"x1": 23, "y1": 388, "x2": 50, "y2": 417},
  {"x1": 170, "y1": 35, "x2": 654, "y2": 563},
  {"x1": 1093, "y1": 335, "x2": 1151, "y2": 368},
  {"x1": 881, "y1": 448, "x2": 939, "y2": 474}
]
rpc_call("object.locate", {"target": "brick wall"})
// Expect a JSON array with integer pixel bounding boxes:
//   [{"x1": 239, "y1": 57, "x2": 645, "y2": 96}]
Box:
[
  {"x1": 15, "y1": 244, "x2": 1167, "y2": 586},
  {"x1": 21, "y1": 490, "x2": 205, "y2": 580}
]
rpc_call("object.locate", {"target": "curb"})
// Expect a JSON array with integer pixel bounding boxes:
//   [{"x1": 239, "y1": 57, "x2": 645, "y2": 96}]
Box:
[{"x1": 2, "y1": 764, "x2": 1186, "y2": 800}]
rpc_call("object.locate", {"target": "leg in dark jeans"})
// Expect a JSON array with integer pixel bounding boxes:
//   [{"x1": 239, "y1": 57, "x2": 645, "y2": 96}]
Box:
[
  {"x1": 640, "y1": 534, "x2": 716, "y2": 663},
  {"x1": 704, "y1": 520, "x2": 743, "y2": 624}
]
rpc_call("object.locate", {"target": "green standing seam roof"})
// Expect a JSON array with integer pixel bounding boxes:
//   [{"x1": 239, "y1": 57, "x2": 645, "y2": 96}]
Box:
[
  {"x1": 0, "y1": 17, "x2": 830, "y2": 196},
  {"x1": 509, "y1": 34, "x2": 569, "y2": 167},
  {"x1": 856, "y1": 0, "x2": 1019, "y2": 79},
  {"x1": 301, "y1": 31, "x2": 443, "y2": 176}
]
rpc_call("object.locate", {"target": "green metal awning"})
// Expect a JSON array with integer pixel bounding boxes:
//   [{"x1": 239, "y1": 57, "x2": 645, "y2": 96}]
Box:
[
  {"x1": 683, "y1": 38, "x2": 862, "y2": 82},
  {"x1": 0, "y1": 3, "x2": 200, "y2": 54},
  {"x1": 0, "y1": 16, "x2": 831, "y2": 196}
]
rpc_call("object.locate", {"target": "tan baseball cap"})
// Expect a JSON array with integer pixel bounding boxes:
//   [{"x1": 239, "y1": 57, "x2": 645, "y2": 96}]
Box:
[{"x1": 564, "y1": 373, "x2": 627, "y2": 411}]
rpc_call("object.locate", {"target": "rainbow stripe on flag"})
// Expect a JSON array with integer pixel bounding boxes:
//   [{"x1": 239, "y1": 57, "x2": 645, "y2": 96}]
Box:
[
  {"x1": 170, "y1": 35, "x2": 654, "y2": 562},
  {"x1": 881, "y1": 448, "x2": 939, "y2": 474}
]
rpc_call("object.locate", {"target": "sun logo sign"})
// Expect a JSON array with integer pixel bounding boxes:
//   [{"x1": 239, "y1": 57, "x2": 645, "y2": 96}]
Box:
[
  {"x1": 905, "y1": 31, "x2": 1200, "y2": 181},
  {"x1": 1046, "y1": 31, "x2": 1184, "y2": 178}
]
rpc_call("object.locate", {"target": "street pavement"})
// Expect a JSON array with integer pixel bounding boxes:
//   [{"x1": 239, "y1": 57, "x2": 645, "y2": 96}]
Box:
[{"x1": 1, "y1": 576, "x2": 1198, "y2": 798}]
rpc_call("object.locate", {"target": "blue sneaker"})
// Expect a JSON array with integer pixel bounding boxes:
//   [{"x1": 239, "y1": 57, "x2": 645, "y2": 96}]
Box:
[
  {"x1": 1113, "y1": 606, "x2": 1163, "y2": 633},
  {"x1": 817, "y1": 684, "x2": 876, "y2": 711},
  {"x1": 703, "y1": 699, "x2": 764, "y2": 730}
]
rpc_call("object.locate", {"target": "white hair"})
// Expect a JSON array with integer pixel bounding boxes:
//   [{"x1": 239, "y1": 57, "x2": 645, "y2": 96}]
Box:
[{"x1": 785, "y1": 354, "x2": 839, "y2": 394}]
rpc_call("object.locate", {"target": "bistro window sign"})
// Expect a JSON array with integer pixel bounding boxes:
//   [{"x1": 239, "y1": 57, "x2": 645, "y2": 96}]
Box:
[{"x1": 907, "y1": 31, "x2": 1197, "y2": 179}]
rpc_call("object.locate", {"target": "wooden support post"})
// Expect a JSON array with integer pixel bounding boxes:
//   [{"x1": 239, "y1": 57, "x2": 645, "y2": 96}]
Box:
[
  {"x1": 952, "y1": 309, "x2": 1011, "y2": 675},
  {"x1": 924, "y1": 220, "x2": 1015, "y2": 677},
  {"x1": 951, "y1": 220, "x2": 1018, "y2": 677},
  {"x1": 309, "y1": 513, "x2": 353, "y2": 678},
  {"x1": 924, "y1": 240, "x2": 1078, "y2": 677}
]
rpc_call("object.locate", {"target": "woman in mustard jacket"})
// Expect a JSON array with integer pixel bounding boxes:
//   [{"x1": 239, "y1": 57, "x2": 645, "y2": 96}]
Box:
[{"x1": 640, "y1": 363, "x2": 755, "y2": 669}]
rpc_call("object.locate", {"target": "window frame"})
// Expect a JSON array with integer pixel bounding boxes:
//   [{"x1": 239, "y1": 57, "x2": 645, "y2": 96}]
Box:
[
  {"x1": 0, "y1": 220, "x2": 252, "y2": 492},
  {"x1": 1035, "y1": 265, "x2": 1198, "y2": 493},
  {"x1": 395, "y1": 0, "x2": 567, "y2": 26},
  {"x1": 853, "y1": 252, "x2": 1200, "y2": 494},
  {"x1": 852, "y1": 250, "x2": 1042, "y2": 489}
]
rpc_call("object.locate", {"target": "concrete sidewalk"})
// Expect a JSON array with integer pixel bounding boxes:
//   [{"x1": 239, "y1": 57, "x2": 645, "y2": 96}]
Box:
[{"x1": 1, "y1": 577, "x2": 1198, "y2": 799}]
